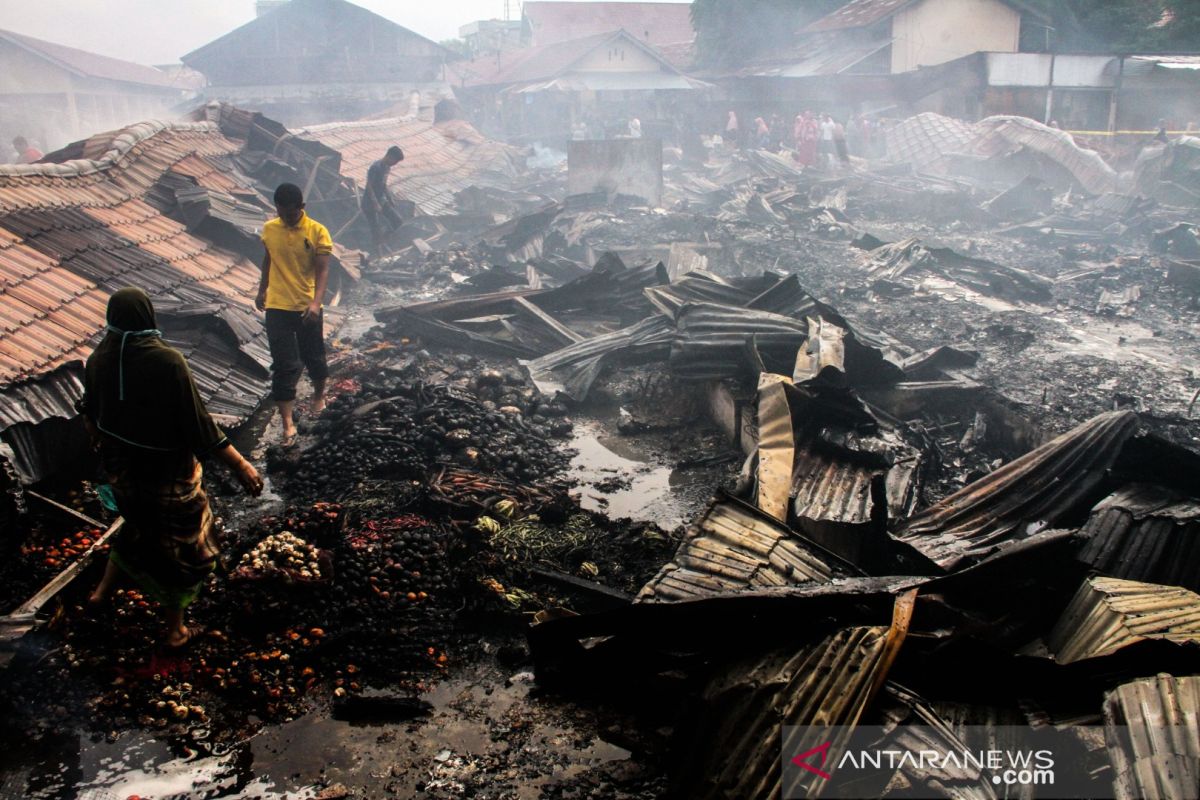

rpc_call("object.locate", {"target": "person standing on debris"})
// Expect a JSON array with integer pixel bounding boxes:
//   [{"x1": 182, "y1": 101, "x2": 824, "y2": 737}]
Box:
[
  {"x1": 725, "y1": 110, "x2": 740, "y2": 149},
  {"x1": 1154, "y1": 119, "x2": 1169, "y2": 144},
  {"x1": 628, "y1": 117, "x2": 642, "y2": 138},
  {"x1": 362, "y1": 145, "x2": 405, "y2": 258},
  {"x1": 833, "y1": 118, "x2": 850, "y2": 165},
  {"x1": 82, "y1": 288, "x2": 263, "y2": 647},
  {"x1": 256, "y1": 182, "x2": 333, "y2": 443},
  {"x1": 754, "y1": 117, "x2": 771, "y2": 149},
  {"x1": 12, "y1": 136, "x2": 42, "y2": 164},
  {"x1": 795, "y1": 112, "x2": 818, "y2": 167},
  {"x1": 819, "y1": 114, "x2": 837, "y2": 167}
]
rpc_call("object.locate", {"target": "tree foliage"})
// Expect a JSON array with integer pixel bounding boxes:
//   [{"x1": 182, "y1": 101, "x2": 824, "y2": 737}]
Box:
[
  {"x1": 691, "y1": 0, "x2": 847, "y2": 66},
  {"x1": 690, "y1": 0, "x2": 1200, "y2": 66},
  {"x1": 1015, "y1": 0, "x2": 1200, "y2": 52}
]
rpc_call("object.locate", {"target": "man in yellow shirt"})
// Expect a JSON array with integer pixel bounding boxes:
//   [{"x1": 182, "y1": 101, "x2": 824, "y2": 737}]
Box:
[{"x1": 256, "y1": 183, "x2": 332, "y2": 442}]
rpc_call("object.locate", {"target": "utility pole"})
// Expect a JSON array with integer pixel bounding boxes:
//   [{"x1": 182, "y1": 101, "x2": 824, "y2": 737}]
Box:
[{"x1": 504, "y1": 1, "x2": 513, "y2": 21}]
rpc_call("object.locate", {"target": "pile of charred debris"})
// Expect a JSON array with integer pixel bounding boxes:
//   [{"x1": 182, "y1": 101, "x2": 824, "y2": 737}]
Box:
[{"x1": 2, "y1": 112, "x2": 1200, "y2": 798}]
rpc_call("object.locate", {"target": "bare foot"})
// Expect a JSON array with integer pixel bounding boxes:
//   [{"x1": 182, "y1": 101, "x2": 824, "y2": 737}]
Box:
[
  {"x1": 311, "y1": 397, "x2": 326, "y2": 415},
  {"x1": 282, "y1": 424, "x2": 297, "y2": 443},
  {"x1": 165, "y1": 625, "x2": 190, "y2": 647}
]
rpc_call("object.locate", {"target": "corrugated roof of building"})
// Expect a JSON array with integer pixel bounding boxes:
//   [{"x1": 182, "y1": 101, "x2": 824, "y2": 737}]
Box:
[
  {"x1": 0, "y1": 28, "x2": 183, "y2": 90},
  {"x1": 523, "y1": 1, "x2": 694, "y2": 47},
  {"x1": 1046, "y1": 577, "x2": 1200, "y2": 664},
  {"x1": 637, "y1": 496, "x2": 861, "y2": 602},
  {"x1": 298, "y1": 116, "x2": 523, "y2": 216},
  {"x1": 891, "y1": 411, "x2": 1139, "y2": 572},
  {"x1": 0, "y1": 121, "x2": 269, "y2": 429},
  {"x1": 1077, "y1": 484, "x2": 1200, "y2": 593},
  {"x1": 1104, "y1": 673, "x2": 1200, "y2": 800},
  {"x1": 677, "y1": 591, "x2": 915, "y2": 799},
  {"x1": 805, "y1": 0, "x2": 1044, "y2": 33}
]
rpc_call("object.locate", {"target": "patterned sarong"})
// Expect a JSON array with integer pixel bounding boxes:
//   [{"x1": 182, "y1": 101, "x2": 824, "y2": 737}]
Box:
[{"x1": 107, "y1": 456, "x2": 218, "y2": 609}]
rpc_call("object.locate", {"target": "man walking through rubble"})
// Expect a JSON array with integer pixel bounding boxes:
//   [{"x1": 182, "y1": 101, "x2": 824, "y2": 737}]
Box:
[
  {"x1": 256, "y1": 182, "x2": 332, "y2": 443},
  {"x1": 362, "y1": 145, "x2": 405, "y2": 258}
]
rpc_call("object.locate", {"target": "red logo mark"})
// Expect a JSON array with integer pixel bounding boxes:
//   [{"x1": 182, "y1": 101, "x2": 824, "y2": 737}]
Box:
[{"x1": 791, "y1": 741, "x2": 833, "y2": 780}]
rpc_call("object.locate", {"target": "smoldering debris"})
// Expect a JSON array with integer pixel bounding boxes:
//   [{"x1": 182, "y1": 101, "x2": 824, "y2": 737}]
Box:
[{"x1": 2, "y1": 99, "x2": 1200, "y2": 800}]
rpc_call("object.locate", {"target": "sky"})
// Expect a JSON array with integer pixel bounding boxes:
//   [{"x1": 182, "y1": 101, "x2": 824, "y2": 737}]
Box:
[{"x1": 0, "y1": 0, "x2": 689, "y2": 66}]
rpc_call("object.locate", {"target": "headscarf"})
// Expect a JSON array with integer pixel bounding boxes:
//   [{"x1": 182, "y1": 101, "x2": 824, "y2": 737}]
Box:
[
  {"x1": 83, "y1": 288, "x2": 227, "y2": 459},
  {"x1": 105, "y1": 287, "x2": 162, "y2": 401}
]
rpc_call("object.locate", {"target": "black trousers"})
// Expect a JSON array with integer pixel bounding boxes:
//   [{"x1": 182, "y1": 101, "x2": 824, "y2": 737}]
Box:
[{"x1": 264, "y1": 309, "x2": 327, "y2": 402}]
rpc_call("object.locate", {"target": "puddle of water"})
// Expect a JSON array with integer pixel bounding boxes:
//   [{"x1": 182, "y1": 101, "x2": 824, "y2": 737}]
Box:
[{"x1": 567, "y1": 423, "x2": 688, "y2": 528}]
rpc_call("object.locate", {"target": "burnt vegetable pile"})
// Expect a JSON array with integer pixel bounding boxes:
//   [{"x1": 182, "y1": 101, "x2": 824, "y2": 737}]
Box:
[{"x1": 272, "y1": 377, "x2": 573, "y2": 504}]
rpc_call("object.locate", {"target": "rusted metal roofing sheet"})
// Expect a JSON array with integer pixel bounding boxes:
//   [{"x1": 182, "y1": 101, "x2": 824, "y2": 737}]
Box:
[
  {"x1": 299, "y1": 117, "x2": 523, "y2": 216},
  {"x1": 638, "y1": 496, "x2": 861, "y2": 602},
  {"x1": 1077, "y1": 485, "x2": 1200, "y2": 593},
  {"x1": 1046, "y1": 577, "x2": 1200, "y2": 664},
  {"x1": 1104, "y1": 673, "x2": 1200, "y2": 800},
  {"x1": 805, "y1": 0, "x2": 914, "y2": 32},
  {"x1": 891, "y1": 411, "x2": 1138, "y2": 572}
]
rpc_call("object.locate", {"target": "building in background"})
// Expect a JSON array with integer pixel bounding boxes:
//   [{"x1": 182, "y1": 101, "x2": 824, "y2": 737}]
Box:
[
  {"x1": 521, "y1": 2, "x2": 694, "y2": 50},
  {"x1": 0, "y1": 28, "x2": 190, "y2": 156},
  {"x1": 182, "y1": 0, "x2": 456, "y2": 127},
  {"x1": 803, "y1": 0, "x2": 1048, "y2": 75},
  {"x1": 453, "y1": 29, "x2": 707, "y2": 142},
  {"x1": 460, "y1": 19, "x2": 525, "y2": 56}
]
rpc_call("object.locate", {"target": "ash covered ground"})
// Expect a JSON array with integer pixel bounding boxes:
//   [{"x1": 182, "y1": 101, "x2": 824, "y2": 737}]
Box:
[{"x1": 3, "y1": 132, "x2": 1200, "y2": 799}]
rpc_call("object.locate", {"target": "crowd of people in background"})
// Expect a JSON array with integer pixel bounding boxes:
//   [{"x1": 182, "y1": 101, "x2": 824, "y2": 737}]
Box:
[{"x1": 720, "y1": 110, "x2": 890, "y2": 168}]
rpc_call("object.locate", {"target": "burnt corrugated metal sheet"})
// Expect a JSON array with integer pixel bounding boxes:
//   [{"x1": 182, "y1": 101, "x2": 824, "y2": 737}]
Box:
[
  {"x1": 669, "y1": 302, "x2": 809, "y2": 380},
  {"x1": 523, "y1": 315, "x2": 673, "y2": 401},
  {"x1": 891, "y1": 411, "x2": 1138, "y2": 572},
  {"x1": 1103, "y1": 673, "x2": 1200, "y2": 800},
  {"x1": 638, "y1": 496, "x2": 861, "y2": 602},
  {"x1": 969, "y1": 116, "x2": 1119, "y2": 196},
  {"x1": 678, "y1": 592, "x2": 915, "y2": 800},
  {"x1": 1077, "y1": 485, "x2": 1200, "y2": 592},
  {"x1": 0, "y1": 365, "x2": 84, "y2": 430},
  {"x1": 1046, "y1": 577, "x2": 1200, "y2": 664}
]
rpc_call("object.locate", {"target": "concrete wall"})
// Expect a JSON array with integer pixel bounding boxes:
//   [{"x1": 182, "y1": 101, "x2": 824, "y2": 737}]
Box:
[
  {"x1": 568, "y1": 138, "x2": 663, "y2": 205},
  {"x1": 892, "y1": 0, "x2": 1020, "y2": 73},
  {"x1": 573, "y1": 41, "x2": 665, "y2": 74}
]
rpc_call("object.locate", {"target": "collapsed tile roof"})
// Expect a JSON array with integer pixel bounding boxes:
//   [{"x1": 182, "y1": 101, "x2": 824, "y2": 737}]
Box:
[
  {"x1": 298, "y1": 116, "x2": 525, "y2": 216},
  {"x1": 0, "y1": 119, "x2": 283, "y2": 480},
  {"x1": 0, "y1": 121, "x2": 264, "y2": 405}
]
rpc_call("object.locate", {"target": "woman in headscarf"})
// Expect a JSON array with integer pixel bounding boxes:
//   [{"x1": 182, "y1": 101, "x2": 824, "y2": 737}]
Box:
[{"x1": 82, "y1": 288, "x2": 263, "y2": 647}]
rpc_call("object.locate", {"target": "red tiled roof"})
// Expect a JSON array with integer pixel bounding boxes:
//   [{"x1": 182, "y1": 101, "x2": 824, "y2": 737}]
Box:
[
  {"x1": 0, "y1": 28, "x2": 183, "y2": 90},
  {"x1": 0, "y1": 123, "x2": 262, "y2": 391},
  {"x1": 805, "y1": 0, "x2": 915, "y2": 32},
  {"x1": 299, "y1": 116, "x2": 523, "y2": 216},
  {"x1": 805, "y1": 0, "x2": 1045, "y2": 33},
  {"x1": 523, "y1": 1, "x2": 694, "y2": 47}
]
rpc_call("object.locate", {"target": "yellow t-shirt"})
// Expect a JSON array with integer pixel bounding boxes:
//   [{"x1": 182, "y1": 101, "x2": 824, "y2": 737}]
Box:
[{"x1": 261, "y1": 212, "x2": 333, "y2": 311}]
